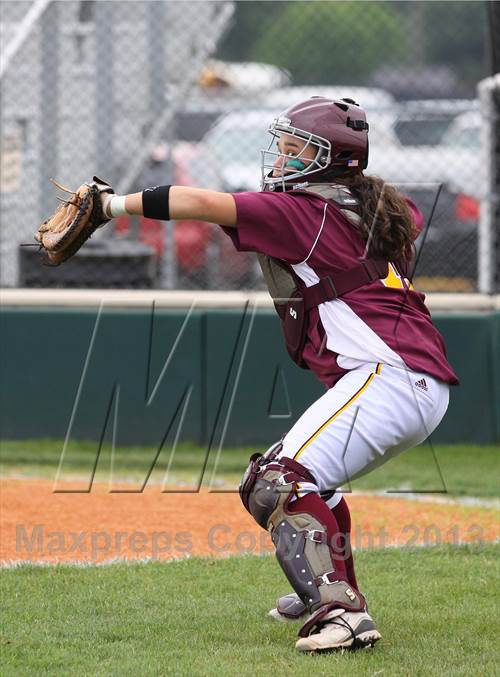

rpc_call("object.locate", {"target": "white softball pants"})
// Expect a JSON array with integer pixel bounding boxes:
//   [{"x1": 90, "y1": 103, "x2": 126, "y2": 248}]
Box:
[{"x1": 278, "y1": 362, "x2": 450, "y2": 507}]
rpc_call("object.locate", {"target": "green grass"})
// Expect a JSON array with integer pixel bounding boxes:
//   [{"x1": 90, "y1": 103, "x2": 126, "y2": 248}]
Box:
[
  {"x1": 1, "y1": 439, "x2": 499, "y2": 498},
  {"x1": 1, "y1": 545, "x2": 499, "y2": 676}
]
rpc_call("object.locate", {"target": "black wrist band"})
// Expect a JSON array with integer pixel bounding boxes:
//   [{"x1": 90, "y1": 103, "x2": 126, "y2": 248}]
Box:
[{"x1": 142, "y1": 185, "x2": 171, "y2": 221}]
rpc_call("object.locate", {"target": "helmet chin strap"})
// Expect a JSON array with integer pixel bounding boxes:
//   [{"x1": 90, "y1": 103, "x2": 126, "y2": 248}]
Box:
[
  {"x1": 262, "y1": 159, "x2": 308, "y2": 192},
  {"x1": 262, "y1": 170, "x2": 308, "y2": 193},
  {"x1": 262, "y1": 165, "x2": 358, "y2": 193}
]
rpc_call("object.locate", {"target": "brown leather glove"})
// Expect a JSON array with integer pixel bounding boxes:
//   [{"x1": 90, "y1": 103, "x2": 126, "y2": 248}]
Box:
[{"x1": 34, "y1": 176, "x2": 114, "y2": 265}]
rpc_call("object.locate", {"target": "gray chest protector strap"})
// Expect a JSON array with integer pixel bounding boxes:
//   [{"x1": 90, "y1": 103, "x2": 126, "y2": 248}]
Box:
[{"x1": 257, "y1": 184, "x2": 388, "y2": 368}]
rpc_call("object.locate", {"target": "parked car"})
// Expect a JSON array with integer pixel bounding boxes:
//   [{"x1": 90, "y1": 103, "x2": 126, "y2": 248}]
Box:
[
  {"x1": 173, "y1": 84, "x2": 396, "y2": 143},
  {"x1": 264, "y1": 85, "x2": 396, "y2": 113},
  {"x1": 440, "y1": 110, "x2": 481, "y2": 152},
  {"x1": 173, "y1": 91, "x2": 264, "y2": 142},
  {"x1": 394, "y1": 99, "x2": 479, "y2": 147},
  {"x1": 408, "y1": 110, "x2": 481, "y2": 289},
  {"x1": 172, "y1": 137, "x2": 259, "y2": 288}
]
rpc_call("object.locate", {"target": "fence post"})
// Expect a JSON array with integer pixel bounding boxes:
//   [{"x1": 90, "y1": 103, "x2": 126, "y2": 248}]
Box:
[
  {"x1": 147, "y1": 1, "x2": 177, "y2": 288},
  {"x1": 40, "y1": 1, "x2": 59, "y2": 218},
  {"x1": 95, "y1": 1, "x2": 114, "y2": 180},
  {"x1": 478, "y1": 74, "x2": 500, "y2": 294}
]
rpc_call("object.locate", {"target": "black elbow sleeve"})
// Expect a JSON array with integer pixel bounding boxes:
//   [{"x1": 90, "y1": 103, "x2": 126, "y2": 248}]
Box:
[{"x1": 142, "y1": 185, "x2": 171, "y2": 220}]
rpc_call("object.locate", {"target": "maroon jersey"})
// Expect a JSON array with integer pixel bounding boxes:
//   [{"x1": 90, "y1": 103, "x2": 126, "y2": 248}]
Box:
[{"x1": 222, "y1": 189, "x2": 459, "y2": 388}]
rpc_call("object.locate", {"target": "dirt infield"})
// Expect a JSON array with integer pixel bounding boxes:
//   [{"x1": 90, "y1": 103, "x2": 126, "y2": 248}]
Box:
[{"x1": 1, "y1": 479, "x2": 498, "y2": 564}]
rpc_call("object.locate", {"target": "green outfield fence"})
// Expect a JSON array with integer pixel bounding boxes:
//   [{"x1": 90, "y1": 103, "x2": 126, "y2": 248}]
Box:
[{"x1": 1, "y1": 291, "x2": 498, "y2": 447}]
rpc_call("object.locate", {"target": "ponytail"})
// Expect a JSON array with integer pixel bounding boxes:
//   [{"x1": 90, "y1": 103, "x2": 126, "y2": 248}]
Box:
[{"x1": 347, "y1": 174, "x2": 418, "y2": 261}]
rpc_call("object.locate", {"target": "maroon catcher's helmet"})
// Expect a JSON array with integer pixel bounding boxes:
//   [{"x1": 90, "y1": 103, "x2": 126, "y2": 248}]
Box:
[{"x1": 261, "y1": 96, "x2": 369, "y2": 191}]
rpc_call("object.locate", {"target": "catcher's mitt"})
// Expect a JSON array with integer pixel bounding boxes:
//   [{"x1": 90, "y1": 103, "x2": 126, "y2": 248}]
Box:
[{"x1": 33, "y1": 176, "x2": 114, "y2": 265}]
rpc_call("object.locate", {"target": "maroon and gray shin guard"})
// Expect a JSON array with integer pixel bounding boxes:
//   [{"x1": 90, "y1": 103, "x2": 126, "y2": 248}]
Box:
[{"x1": 239, "y1": 449, "x2": 365, "y2": 636}]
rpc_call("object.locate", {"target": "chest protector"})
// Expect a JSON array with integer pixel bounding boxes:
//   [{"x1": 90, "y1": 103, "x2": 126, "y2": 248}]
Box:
[{"x1": 257, "y1": 184, "x2": 388, "y2": 369}]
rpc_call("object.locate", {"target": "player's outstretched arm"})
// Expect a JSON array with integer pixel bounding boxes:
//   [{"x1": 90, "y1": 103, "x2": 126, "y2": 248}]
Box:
[{"x1": 104, "y1": 185, "x2": 237, "y2": 227}]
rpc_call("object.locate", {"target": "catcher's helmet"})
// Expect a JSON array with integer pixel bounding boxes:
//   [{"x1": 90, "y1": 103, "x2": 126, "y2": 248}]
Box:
[{"x1": 261, "y1": 96, "x2": 369, "y2": 191}]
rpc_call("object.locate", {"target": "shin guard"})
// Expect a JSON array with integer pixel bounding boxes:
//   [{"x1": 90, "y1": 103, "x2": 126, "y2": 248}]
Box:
[{"x1": 240, "y1": 450, "x2": 365, "y2": 619}]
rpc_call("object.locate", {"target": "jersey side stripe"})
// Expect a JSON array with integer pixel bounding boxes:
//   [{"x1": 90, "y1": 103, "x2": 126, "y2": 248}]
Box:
[{"x1": 293, "y1": 363, "x2": 381, "y2": 461}]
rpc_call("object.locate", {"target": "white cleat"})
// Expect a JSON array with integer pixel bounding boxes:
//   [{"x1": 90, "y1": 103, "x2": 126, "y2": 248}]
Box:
[{"x1": 295, "y1": 609, "x2": 382, "y2": 652}]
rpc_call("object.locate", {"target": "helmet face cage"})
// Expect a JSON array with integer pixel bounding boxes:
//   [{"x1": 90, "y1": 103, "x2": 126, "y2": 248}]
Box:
[{"x1": 261, "y1": 118, "x2": 331, "y2": 191}]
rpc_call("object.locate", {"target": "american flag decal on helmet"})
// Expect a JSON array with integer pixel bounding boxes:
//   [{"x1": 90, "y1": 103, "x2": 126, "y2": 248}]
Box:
[{"x1": 347, "y1": 159, "x2": 359, "y2": 167}]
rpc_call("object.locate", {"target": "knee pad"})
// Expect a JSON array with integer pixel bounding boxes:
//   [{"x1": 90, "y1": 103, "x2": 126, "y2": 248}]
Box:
[{"x1": 239, "y1": 442, "x2": 316, "y2": 529}]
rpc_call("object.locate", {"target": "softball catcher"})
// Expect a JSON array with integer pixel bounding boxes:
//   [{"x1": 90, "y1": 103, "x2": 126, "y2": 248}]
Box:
[{"x1": 34, "y1": 96, "x2": 458, "y2": 652}]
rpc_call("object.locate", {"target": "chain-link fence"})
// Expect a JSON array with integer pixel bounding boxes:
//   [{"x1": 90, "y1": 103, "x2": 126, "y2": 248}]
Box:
[
  {"x1": 478, "y1": 72, "x2": 500, "y2": 293},
  {"x1": 0, "y1": 0, "x2": 496, "y2": 292}
]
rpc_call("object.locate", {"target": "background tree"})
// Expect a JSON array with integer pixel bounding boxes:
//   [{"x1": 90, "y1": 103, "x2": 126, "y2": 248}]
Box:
[
  {"x1": 219, "y1": 1, "x2": 406, "y2": 85},
  {"x1": 420, "y1": 1, "x2": 488, "y2": 84},
  {"x1": 217, "y1": 1, "x2": 488, "y2": 96},
  {"x1": 251, "y1": 1, "x2": 405, "y2": 84}
]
